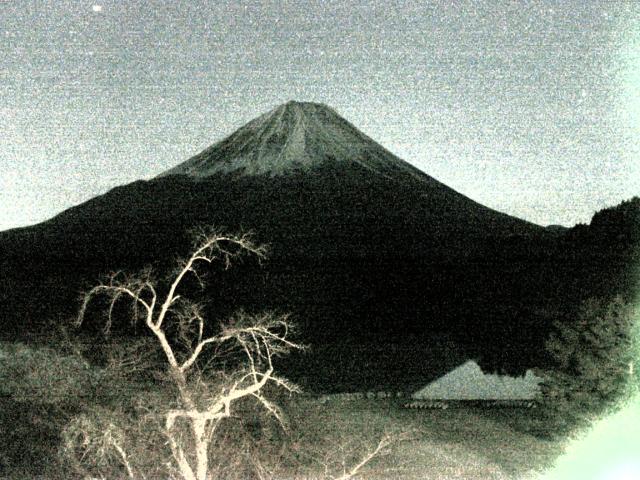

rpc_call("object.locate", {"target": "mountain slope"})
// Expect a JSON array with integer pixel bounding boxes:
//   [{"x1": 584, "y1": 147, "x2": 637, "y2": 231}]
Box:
[{"x1": 0, "y1": 101, "x2": 590, "y2": 390}]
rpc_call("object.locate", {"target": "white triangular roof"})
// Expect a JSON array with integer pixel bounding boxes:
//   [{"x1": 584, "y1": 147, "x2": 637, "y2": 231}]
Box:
[{"x1": 412, "y1": 360, "x2": 542, "y2": 400}]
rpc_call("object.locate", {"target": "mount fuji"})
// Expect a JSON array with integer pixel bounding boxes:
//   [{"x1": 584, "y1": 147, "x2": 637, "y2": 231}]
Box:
[{"x1": 4, "y1": 101, "x2": 624, "y2": 390}]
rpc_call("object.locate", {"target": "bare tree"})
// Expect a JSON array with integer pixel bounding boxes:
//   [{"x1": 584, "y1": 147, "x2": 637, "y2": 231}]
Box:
[{"x1": 75, "y1": 228, "x2": 303, "y2": 480}]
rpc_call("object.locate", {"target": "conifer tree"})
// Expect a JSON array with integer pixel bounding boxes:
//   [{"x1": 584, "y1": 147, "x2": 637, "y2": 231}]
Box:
[{"x1": 537, "y1": 295, "x2": 639, "y2": 436}]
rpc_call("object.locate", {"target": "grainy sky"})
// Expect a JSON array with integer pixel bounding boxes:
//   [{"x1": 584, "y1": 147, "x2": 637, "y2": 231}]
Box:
[{"x1": 1, "y1": 0, "x2": 639, "y2": 231}]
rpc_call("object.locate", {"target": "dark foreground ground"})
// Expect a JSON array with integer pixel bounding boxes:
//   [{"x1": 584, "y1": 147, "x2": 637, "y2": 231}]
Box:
[
  {"x1": 0, "y1": 340, "x2": 571, "y2": 479},
  {"x1": 0, "y1": 395, "x2": 565, "y2": 479},
  {"x1": 282, "y1": 396, "x2": 564, "y2": 479}
]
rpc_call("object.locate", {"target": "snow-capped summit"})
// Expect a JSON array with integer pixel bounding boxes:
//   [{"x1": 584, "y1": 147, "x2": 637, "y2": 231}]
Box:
[{"x1": 159, "y1": 101, "x2": 426, "y2": 179}]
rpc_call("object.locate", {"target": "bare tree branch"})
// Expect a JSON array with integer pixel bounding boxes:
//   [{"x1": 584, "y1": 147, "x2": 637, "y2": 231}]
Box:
[
  {"x1": 332, "y1": 434, "x2": 394, "y2": 480},
  {"x1": 74, "y1": 228, "x2": 298, "y2": 480}
]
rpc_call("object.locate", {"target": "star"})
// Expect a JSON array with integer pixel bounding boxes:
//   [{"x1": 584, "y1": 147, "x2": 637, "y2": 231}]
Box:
[{"x1": 92, "y1": 5, "x2": 103, "y2": 13}]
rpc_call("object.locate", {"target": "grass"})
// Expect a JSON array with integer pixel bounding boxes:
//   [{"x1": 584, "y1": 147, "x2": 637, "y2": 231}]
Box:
[
  {"x1": 0, "y1": 341, "x2": 567, "y2": 479},
  {"x1": 279, "y1": 396, "x2": 565, "y2": 479}
]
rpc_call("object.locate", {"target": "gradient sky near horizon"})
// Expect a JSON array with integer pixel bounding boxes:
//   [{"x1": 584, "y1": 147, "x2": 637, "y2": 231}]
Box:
[{"x1": 1, "y1": 0, "x2": 639, "y2": 231}]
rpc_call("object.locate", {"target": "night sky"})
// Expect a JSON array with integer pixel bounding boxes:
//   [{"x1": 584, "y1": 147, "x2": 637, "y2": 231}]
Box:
[{"x1": 2, "y1": 0, "x2": 639, "y2": 231}]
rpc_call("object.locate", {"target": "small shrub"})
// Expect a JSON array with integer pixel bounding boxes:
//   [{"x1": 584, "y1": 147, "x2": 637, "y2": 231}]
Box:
[
  {"x1": 0, "y1": 341, "x2": 104, "y2": 405},
  {"x1": 0, "y1": 341, "x2": 106, "y2": 477}
]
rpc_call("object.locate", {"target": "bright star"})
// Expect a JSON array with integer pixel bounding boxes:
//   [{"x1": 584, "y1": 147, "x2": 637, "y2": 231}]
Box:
[{"x1": 92, "y1": 5, "x2": 103, "y2": 13}]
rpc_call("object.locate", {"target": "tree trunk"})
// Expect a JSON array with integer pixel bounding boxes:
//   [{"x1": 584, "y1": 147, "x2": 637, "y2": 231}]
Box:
[{"x1": 193, "y1": 416, "x2": 209, "y2": 480}]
